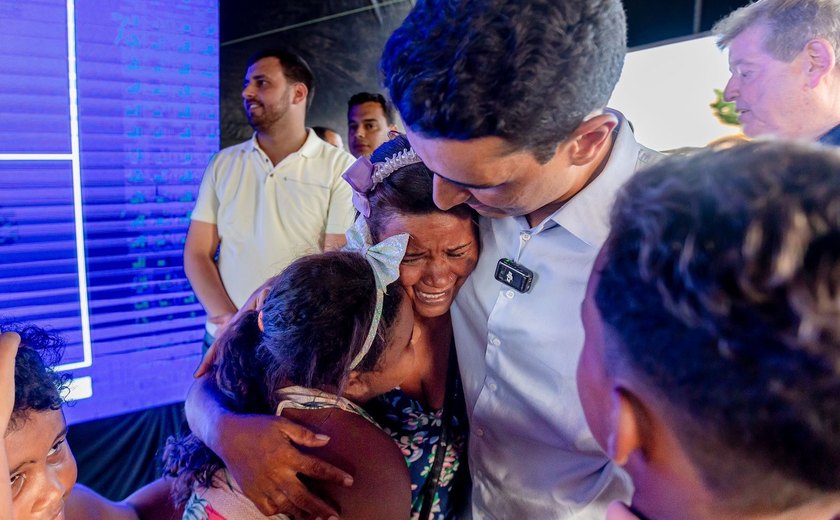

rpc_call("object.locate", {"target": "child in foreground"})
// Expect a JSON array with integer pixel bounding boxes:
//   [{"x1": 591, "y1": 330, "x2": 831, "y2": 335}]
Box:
[{"x1": 0, "y1": 325, "x2": 180, "y2": 520}]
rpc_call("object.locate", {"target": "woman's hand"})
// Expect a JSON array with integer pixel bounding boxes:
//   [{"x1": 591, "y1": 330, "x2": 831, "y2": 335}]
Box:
[
  {"x1": 186, "y1": 375, "x2": 353, "y2": 519},
  {"x1": 214, "y1": 412, "x2": 353, "y2": 519}
]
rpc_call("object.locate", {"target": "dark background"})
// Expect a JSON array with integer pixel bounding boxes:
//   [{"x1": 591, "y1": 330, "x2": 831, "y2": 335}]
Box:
[{"x1": 218, "y1": 0, "x2": 751, "y2": 148}]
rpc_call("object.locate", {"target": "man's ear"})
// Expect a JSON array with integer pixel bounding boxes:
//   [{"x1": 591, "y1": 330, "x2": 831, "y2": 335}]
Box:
[
  {"x1": 291, "y1": 82, "x2": 309, "y2": 105},
  {"x1": 609, "y1": 386, "x2": 648, "y2": 466},
  {"x1": 567, "y1": 112, "x2": 619, "y2": 166},
  {"x1": 257, "y1": 310, "x2": 265, "y2": 332},
  {"x1": 803, "y1": 38, "x2": 836, "y2": 88},
  {"x1": 342, "y1": 371, "x2": 372, "y2": 403}
]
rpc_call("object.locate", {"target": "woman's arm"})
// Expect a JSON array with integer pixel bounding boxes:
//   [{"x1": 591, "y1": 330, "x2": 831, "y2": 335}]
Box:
[
  {"x1": 123, "y1": 478, "x2": 183, "y2": 520},
  {"x1": 295, "y1": 409, "x2": 411, "y2": 520},
  {"x1": 65, "y1": 478, "x2": 182, "y2": 520},
  {"x1": 184, "y1": 374, "x2": 354, "y2": 518},
  {"x1": 65, "y1": 484, "x2": 138, "y2": 520}
]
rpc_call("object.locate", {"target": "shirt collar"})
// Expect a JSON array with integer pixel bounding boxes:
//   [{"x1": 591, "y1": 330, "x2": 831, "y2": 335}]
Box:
[
  {"x1": 248, "y1": 128, "x2": 321, "y2": 158},
  {"x1": 298, "y1": 128, "x2": 322, "y2": 158}
]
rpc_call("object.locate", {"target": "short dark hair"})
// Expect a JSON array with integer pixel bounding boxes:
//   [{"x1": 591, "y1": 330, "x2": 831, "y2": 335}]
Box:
[
  {"x1": 312, "y1": 126, "x2": 337, "y2": 140},
  {"x1": 3, "y1": 323, "x2": 69, "y2": 433},
  {"x1": 247, "y1": 48, "x2": 316, "y2": 108},
  {"x1": 348, "y1": 92, "x2": 396, "y2": 125},
  {"x1": 381, "y1": 0, "x2": 627, "y2": 163},
  {"x1": 713, "y1": 0, "x2": 840, "y2": 66},
  {"x1": 598, "y1": 142, "x2": 840, "y2": 511},
  {"x1": 366, "y1": 134, "x2": 475, "y2": 241},
  {"x1": 165, "y1": 251, "x2": 405, "y2": 504}
]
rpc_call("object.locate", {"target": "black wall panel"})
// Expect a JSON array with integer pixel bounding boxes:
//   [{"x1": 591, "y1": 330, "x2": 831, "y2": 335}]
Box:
[{"x1": 218, "y1": 1, "x2": 753, "y2": 147}]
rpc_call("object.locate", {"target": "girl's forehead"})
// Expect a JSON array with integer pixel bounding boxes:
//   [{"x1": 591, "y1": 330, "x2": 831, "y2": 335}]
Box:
[{"x1": 5, "y1": 409, "x2": 66, "y2": 468}]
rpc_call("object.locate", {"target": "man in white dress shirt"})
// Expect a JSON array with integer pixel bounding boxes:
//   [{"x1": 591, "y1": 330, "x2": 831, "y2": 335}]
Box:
[{"x1": 381, "y1": 0, "x2": 660, "y2": 517}]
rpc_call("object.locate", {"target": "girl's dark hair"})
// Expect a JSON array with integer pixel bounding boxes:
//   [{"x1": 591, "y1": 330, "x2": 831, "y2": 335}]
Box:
[
  {"x1": 2, "y1": 323, "x2": 69, "y2": 433},
  {"x1": 366, "y1": 134, "x2": 475, "y2": 242},
  {"x1": 165, "y1": 251, "x2": 405, "y2": 505}
]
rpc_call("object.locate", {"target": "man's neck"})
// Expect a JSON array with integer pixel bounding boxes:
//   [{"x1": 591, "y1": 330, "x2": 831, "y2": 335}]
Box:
[{"x1": 256, "y1": 123, "x2": 308, "y2": 166}]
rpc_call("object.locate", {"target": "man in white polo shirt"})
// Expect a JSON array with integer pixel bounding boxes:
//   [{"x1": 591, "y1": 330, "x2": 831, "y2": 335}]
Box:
[{"x1": 184, "y1": 48, "x2": 355, "y2": 346}]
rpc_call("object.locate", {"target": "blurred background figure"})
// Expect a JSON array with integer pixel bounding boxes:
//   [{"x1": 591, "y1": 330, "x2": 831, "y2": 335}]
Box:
[
  {"x1": 347, "y1": 92, "x2": 398, "y2": 158},
  {"x1": 312, "y1": 125, "x2": 345, "y2": 149}
]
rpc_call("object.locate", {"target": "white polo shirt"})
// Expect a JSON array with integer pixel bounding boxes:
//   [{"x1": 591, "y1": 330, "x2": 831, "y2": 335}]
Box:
[
  {"x1": 191, "y1": 129, "x2": 355, "y2": 333},
  {"x1": 452, "y1": 116, "x2": 660, "y2": 519}
]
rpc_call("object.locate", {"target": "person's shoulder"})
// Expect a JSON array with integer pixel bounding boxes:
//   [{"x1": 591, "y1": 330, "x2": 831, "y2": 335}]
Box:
[
  {"x1": 66, "y1": 484, "x2": 139, "y2": 520},
  {"x1": 286, "y1": 407, "x2": 411, "y2": 520},
  {"x1": 204, "y1": 139, "x2": 254, "y2": 173},
  {"x1": 300, "y1": 132, "x2": 355, "y2": 172},
  {"x1": 216, "y1": 138, "x2": 254, "y2": 157}
]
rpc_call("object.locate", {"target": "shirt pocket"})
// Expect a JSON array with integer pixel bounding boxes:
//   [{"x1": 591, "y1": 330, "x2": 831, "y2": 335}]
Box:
[{"x1": 275, "y1": 176, "x2": 332, "y2": 233}]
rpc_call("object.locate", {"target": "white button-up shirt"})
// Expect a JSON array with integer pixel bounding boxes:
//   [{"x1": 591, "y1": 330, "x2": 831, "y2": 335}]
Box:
[{"x1": 452, "y1": 116, "x2": 659, "y2": 519}]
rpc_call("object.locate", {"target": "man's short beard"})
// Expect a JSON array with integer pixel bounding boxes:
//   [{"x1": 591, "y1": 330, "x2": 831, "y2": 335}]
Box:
[
  {"x1": 246, "y1": 113, "x2": 270, "y2": 132},
  {"x1": 246, "y1": 102, "x2": 288, "y2": 133}
]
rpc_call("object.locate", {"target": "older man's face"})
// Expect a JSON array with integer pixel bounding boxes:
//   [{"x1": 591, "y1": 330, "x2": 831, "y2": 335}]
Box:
[{"x1": 723, "y1": 24, "x2": 813, "y2": 139}]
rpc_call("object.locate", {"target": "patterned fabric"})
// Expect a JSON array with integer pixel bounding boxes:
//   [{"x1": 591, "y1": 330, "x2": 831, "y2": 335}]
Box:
[
  {"x1": 182, "y1": 470, "x2": 287, "y2": 520},
  {"x1": 274, "y1": 385, "x2": 379, "y2": 424},
  {"x1": 366, "y1": 375, "x2": 469, "y2": 520}
]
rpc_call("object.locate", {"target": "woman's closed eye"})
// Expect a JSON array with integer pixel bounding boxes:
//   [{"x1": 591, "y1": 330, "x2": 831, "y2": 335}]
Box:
[
  {"x1": 402, "y1": 253, "x2": 425, "y2": 264},
  {"x1": 446, "y1": 243, "x2": 474, "y2": 258}
]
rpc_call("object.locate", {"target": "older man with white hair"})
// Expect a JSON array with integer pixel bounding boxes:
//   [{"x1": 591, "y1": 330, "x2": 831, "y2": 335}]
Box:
[{"x1": 714, "y1": 0, "x2": 840, "y2": 145}]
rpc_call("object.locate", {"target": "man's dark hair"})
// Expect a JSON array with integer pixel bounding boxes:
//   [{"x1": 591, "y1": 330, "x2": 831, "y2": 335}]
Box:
[
  {"x1": 348, "y1": 92, "x2": 396, "y2": 125},
  {"x1": 381, "y1": 0, "x2": 627, "y2": 163},
  {"x1": 598, "y1": 142, "x2": 840, "y2": 512},
  {"x1": 247, "y1": 48, "x2": 316, "y2": 108},
  {"x1": 3, "y1": 323, "x2": 69, "y2": 433}
]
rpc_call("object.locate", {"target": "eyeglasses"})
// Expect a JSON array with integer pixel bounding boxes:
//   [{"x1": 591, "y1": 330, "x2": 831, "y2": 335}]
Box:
[{"x1": 10, "y1": 473, "x2": 26, "y2": 498}]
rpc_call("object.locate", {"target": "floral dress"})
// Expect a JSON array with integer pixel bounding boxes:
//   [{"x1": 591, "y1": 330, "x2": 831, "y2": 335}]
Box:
[{"x1": 365, "y1": 353, "x2": 469, "y2": 520}]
